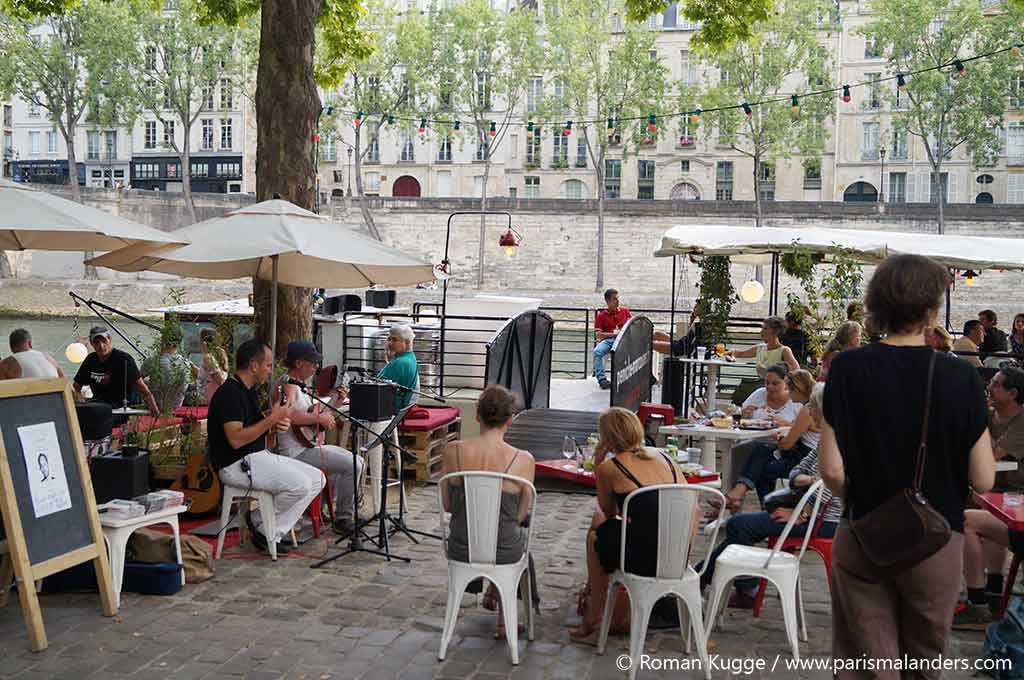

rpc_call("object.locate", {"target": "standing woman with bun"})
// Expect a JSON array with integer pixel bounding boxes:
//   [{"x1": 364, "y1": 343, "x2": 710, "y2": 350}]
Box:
[
  {"x1": 820, "y1": 254, "x2": 995, "y2": 677},
  {"x1": 441, "y1": 385, "x2": 535, "y2": 639}
]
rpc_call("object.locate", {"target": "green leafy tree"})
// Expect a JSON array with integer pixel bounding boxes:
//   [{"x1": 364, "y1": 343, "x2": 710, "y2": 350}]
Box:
[
  {"x1": 860, "y1": 0, "x2": 1015, "y2": 233},
  {"x1": 696, "y1": 0, "x2": 834, "y2": 230},
  {"x1": 543, "y1": 0, "x2": 667, "y2": 291},
  {"x1": 697, "y1": 255, "x2": 735, "y2": 345},
  {"x1": 428, "y1": 0, "x2": 541, "y2": 287},
  {"x1": 130, "y1": 0, "x2": 244, "y2": 223},
  {"x1": 329, "y1": 0, "x2": 431, "y2": 239}
]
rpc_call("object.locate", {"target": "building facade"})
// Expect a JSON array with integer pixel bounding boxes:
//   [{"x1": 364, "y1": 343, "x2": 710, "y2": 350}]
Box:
[{"x1": 318, "y1": 0, "x2": 1023, "y2": 206}]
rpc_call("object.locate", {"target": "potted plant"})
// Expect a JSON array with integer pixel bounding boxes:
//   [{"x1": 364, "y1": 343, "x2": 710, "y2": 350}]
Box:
[{"x1": 122, "y1": 419, "x2": 143, "y2": 457}]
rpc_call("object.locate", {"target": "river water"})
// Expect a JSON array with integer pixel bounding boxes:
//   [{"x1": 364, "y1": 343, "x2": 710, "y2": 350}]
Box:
[{"x1": 0, "y1": 317, "x2": 160, "y2": 376}]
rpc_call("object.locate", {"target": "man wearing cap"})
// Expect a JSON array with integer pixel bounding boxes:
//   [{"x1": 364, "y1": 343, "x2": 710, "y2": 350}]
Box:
[
  {"x1": 276, "y1": 340, "x2": 364, "y2": 534},
  {"x1": 73, "y1": 326, "x2": 159, "y2": 415}
]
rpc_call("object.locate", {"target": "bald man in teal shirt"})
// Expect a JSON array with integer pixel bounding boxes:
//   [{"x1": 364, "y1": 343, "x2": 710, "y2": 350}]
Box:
[{"x1": 377, "y1": 325, "x2": 418, "y2": 410}]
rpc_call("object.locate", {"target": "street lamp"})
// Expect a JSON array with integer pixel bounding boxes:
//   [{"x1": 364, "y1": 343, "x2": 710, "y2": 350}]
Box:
[
  {"x1": 314, "y1": 104, "x2": 334, "y2": 213},
  {"x1": 879, "y1": 145, "x2": 886, "y2": 203}
]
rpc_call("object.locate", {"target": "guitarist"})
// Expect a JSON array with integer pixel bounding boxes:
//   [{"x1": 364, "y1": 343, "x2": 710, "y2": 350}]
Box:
[
  {"x1": 275, "y1": 340, "x2": 364, "y2": 535},
  {"x1": 209, "y1": 339, "x2": 325, "y2": 556}
]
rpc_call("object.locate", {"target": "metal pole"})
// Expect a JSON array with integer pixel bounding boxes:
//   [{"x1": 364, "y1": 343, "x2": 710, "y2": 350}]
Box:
[
  {"x1": 669, "y1": 255, "x2": 677, "y2": 346},
  {"x1": 270, "y1": 254, "x2": 279, "y2": 358},
  {"x1": 879, "y1": 147, "x2": 886, "y2": 204}
]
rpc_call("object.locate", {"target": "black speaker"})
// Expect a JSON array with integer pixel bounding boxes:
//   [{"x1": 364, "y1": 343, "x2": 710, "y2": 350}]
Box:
[
  {"x1": 324, "y1": 294, "x2": 362, "y2": 315},
  {"x1": 661, "y1": 357, "x2": 685, "y2": 417},
  {"x1": 349, "y1": 382, "x2": 398, "y2": 421},
  {"x1": 90, "y1": 451, "x2": 149, "y2": 503},
  {"x1": 365, "y1": 289, "x2": 397, "y2": 309},
  {"x1": 76, "y1": 401, "x2": 113, "y2": 440}
]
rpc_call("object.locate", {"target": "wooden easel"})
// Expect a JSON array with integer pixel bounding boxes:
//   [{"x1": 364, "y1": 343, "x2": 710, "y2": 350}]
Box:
[{"x1": 0, "y1": 378, "x2": 117, "y2": 651}]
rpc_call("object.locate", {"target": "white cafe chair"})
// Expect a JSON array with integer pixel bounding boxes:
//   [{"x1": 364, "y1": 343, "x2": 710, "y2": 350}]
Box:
[
  {"x1": 598, "y1": 483, "x2": 725, "y2": 680},
  {"x1": 436, "y1": 471, "x2": 536, "y2": 665},
  {"x1": 704, "y1": 480, "x2": 827, "y2": 661}
]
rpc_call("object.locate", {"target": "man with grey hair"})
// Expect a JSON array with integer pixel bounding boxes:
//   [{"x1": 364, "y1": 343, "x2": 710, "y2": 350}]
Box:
[{"x1": 0, "y1": 328, "x2": 63, "y2": 380}]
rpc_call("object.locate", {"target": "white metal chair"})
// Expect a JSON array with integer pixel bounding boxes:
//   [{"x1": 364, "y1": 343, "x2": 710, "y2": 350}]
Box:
[
  {"x1": 215, "y1": 485, "x2": 281, "y2": 561},
  {"x1": 436, "y1": 471, "x2": 537, "y2": 665},
  {"x1": 704, "y1": 480, "x2": 827, "y2": 661},
  {"x1": 597, "y1": 483, "x2": 726, "y2": 680}
]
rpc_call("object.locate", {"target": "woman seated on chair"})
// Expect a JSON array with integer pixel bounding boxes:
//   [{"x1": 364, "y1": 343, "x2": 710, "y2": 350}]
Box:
[
  {"x1": 727, "y1": 316, "x2": 801, "y2": 377},
  {"x1": 722, "y1": 368, "x2": 815, "y2": 512},
  {"x1": 818, "y1": 321, "x2": 862, "y2": 382},
  {"x1": 699, "y1": 384, "x2": 841, "y2": 609},
  {"x1": 570, "y1": 407, "x2": 695, "y2": 645},
  {"x1": 441, "y1": 384, "x2": 535, "y2": 639}
]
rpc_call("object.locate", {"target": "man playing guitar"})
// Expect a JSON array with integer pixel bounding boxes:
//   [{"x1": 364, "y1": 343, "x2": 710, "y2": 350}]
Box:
[{"x1": 275, "y1": 340, "x2": 364, "y2": 535}]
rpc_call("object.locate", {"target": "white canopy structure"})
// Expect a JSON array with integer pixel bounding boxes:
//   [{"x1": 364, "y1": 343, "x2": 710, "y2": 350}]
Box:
[{"x1": 654, "y1": 224, "x2": 1024, "y2": 271}]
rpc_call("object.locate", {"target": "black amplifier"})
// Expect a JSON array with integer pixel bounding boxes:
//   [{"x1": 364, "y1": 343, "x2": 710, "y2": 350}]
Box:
[
  {"x1": 365, "y1": 289, "x2": 396, "y2": 309},
  {"x1": 90, "y1": 451, "x2": 149, "y2": 503},
  {"x1": 349, "y1": 382, "x2": 398, "y2": 421}
]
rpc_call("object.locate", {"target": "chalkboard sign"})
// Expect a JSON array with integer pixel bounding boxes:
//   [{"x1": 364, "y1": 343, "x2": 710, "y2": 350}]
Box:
[
  {"x1": 0, "y1": 378, "x2": 116, "y2": 651},
  {"x1": 610, "y1": 316, "x2": 654, "y2": 413}
]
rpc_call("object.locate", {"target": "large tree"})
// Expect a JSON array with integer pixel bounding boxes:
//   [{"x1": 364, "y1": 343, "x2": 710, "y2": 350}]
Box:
[
  {"x1": 696, "y1": 0, "x2": 835, "y2": 228},
  {"x1": 429, "y1": 0, "x2": 540, "y2": 287},
  {"x1": 543, "y1": 0, "x2": 667, "y2": 291},
  {"x1": 328, "y1": 0, "x2": 431, "y2": 239},
  {"x1": 131, "y1": 0, "x2": 244, "y2": 223},
  {"x1": 861, "y1": 0, "x2": 1014, "y2": 233}
]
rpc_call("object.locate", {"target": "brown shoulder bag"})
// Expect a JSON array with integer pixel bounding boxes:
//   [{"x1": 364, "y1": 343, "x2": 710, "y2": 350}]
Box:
[{"x1": 849, "y1": 350, "x2": 951, "y2": 573}]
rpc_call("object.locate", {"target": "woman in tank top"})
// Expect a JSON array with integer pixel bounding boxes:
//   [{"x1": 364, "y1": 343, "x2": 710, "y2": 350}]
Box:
[
  {"x1": 728, "y1": 316, "x2": 800, "y2": 378},
  {"x1": 441, "y1": 385, "x2": 535, "y2": 640},
  {"x1": 570, "y1": 407, "x2": 693, "y2": 645}
]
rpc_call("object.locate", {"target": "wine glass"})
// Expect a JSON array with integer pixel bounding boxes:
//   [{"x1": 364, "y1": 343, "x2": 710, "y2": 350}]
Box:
[{"x1": 563, "y1": 436, "x2": 578, "y2": 467}]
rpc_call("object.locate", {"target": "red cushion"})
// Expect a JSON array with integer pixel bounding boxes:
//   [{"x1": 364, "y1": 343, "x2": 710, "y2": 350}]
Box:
[
  {"x1": 400, "y1": 406, "x2": 460, "y2": 432},
  {"x1": 174, "y1": 406, "x2": 209, "y2": 421}
]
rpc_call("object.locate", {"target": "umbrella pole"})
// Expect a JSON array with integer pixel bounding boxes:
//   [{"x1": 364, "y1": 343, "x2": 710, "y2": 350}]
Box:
[{"x1": 270, "y1": 254, "x2": 279, "y2": 357}]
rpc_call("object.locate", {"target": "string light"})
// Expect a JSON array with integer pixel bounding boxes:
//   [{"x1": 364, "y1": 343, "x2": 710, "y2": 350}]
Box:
[
  {"x1": 1012, "y1": 45, "x2": 1022, "y2": 58},
  {"x1": 897, "y1": 73, "x2": 907, "y2": 91},
  {"x1": 953, "y1": 59, "x2": 965, "y2": 76},
  {"x1": 647, "y1": 114, "x2": 657, "y2": 133},
  {"x1": 418, "y1": 118, "x2": 426, "y2": 133},
  {"x1": 354, "y1": 111, "x2": 363, "y2": 126},
  {"x1": 453, "y1": 120, "x2": 461, "y2": 135},
  {"x1": 690, "y1": 108, "x2": 701, "y2": 125},
  {"x1": 606, "y1": 117, "x2": 615, "y2": 136},
  {"x1": 563, "y1": 121, "x2": 572, "y2": 136},
  {"x1": 387, "y1": 114, "x2": 395, "y2": 125},
  {"x1": 742, "y1": 102, "x2": 752, "y2": 117},
  {"x1": 526, "y1": 121, "x2": 534, "y2": 138},
  {"x1": 489, "y1": 120, "x2": 497, "y2": 138},
  {"x1": 841, "y1": 85, "x2": 851, "y2": 103},
  {"x1": 790, "y1": 95, "x2": 800, "y2": 113}
]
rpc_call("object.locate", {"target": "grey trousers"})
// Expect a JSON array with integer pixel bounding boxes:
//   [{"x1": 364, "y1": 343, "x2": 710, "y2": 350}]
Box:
[
  {"x1": 832, "y1": 524, "x2": 964, "y2": 680},
  {"x1": 292, "y1": 445, "x2": 364, "y2": 523}
]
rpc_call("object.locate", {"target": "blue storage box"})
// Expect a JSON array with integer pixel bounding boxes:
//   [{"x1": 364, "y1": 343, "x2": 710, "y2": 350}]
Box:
[{"x1": 42, "y1": 561, "x2": 182, "y2": 596}]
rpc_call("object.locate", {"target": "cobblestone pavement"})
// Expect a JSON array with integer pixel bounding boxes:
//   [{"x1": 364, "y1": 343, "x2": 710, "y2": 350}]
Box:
[{"x1": 0, "y1": 486, "x2": 989, "y2": 679}]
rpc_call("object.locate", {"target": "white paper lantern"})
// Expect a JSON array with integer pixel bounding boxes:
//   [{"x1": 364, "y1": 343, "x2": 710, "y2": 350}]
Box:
[
  {"x1": 65, "y1": 342, "x2": 88, "y2": 364},
  {"x1": 740, "y1": 280, "x2": 765, "y2": 304}
]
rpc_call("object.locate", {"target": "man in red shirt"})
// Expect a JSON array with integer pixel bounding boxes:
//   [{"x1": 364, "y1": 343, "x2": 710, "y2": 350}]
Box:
[{"x1": 593, "y1": 288, "x2": 631, "y2": 389}]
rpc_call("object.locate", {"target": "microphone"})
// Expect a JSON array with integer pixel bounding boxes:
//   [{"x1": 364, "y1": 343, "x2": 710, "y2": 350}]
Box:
[{"x1": 284, "y1": 377, "x2": 309, "y2": 388}]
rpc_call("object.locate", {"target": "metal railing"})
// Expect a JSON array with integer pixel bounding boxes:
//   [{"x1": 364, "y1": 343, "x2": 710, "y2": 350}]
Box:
[{"x1": 331, "y1": 302, "x2": 770, "y2": 399}]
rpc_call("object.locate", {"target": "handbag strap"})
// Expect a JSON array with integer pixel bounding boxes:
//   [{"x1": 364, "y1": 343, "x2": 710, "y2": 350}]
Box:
[{"x1": 913, "y1": 350, "x2": 938, "y2": 491}]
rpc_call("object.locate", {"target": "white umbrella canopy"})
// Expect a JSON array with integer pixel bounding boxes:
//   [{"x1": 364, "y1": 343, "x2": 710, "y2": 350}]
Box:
[
  {"x1": 655, "y1": 224, "x2": 1024, "y2": 271},
  {"x1": 86, "y1": 199, "x2": 436, "y2": 352},
  {"x1": 85, "y1": 199, "x2": 434, "y2": 287},
  {"x1": 0, "y1": 178, "x2": 187, "y2": 250}
]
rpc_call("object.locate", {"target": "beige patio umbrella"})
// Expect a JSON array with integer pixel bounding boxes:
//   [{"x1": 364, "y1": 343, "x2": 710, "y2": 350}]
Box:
[
  {"x1": 86, "y1": 199, "x2": 435, "y2": 353},
  {"x1": 0, "y1": 178, "x2": 187, "y2": 251}
]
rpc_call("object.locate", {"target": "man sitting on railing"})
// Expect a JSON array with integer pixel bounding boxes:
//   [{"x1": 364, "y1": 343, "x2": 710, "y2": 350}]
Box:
[
  {"x1": 593, "y1": 289, "x2": 631, "y2": 390},
  {"x1": 653, "y1": 300, "x2": 703, "y2": 358}
]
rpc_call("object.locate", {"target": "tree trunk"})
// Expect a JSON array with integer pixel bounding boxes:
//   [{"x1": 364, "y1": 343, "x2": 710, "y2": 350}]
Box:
[
  {"x1": 180, "y1": 135, "x2": 197, "y2": 224},
  {"x1": 65, "y1": 118, "x2": 97, "y2": 279},
  {"x1": 353, "y1": 122, "x2": 380, "y2": 240},
  {"x1": 935, "y1": 161, "x2": 945, "y2": 235},
  {"x1": 253, "y1": 0, "x2": 321, "y2": 357},
  {"x1": 476, "y1": 152, "x2": 491, "y2": 288},
  {"x1": 595, "y1": 147, "x2": 605, "y2": 292}
]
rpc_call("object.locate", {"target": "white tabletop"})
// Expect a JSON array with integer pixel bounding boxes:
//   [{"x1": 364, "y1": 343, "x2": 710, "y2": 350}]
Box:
[
  {"x1": 997, "y1": 460, "x2": 1019, "y2": 473},
  {"x1": 673, "y1": 357, "x2": 739, "y2": 367},
  {"x1": 660, "y1": 423, "x2": 780, "y2": 441},
  {"x1": 99, "y1": 504, "x2": 187, "y2": 529},
  {"x1": 111, "y1": 407, "x2": 150, "y2": 416}
]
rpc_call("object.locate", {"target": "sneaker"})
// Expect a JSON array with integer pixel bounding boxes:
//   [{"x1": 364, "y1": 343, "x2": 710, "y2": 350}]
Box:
[
  {"x1": 952, "y1": 602, "x2": 994, "y2": 631},
  {"x1": 599, "y1": 378, "x2": 611, "y2": 390}
]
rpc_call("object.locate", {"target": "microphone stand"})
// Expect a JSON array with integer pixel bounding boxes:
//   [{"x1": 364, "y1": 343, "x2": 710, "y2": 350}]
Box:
[{"x1": 300, "y1": 382, "x2": 412, "y2": 567}]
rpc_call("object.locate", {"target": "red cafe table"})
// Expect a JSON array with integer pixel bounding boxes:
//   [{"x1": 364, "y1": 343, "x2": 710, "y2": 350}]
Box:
[
  {"x1": 974, "y1": 491, "x2": 1024, "y2": 616},
  {"x1": 536, "y1": 459, "x2": 720, "y2": 488}
]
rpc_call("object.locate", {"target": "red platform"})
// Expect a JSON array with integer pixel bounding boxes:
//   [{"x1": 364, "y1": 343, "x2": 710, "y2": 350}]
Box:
[{"x1": 535, "y1": 459, "x2": 719, "y2": 488}]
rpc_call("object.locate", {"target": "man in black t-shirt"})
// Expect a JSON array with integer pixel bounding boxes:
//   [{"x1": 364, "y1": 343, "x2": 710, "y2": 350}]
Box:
[
  {"x1": 73, "y1": 326, "x2": 159, "y2": 415},
  {"x1": 208, "y1": 339, "x2": 325, "y2": 557},
  {"x1": 979, "y1": 309, "x2": 1009, "y2": 361}
]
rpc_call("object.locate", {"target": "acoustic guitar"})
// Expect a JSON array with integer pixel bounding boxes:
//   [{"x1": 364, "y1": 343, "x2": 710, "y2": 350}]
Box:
[
  {"x1": 292, "y1": 390, "x2": 348, "y2": 449},
  {"x1": 170, "y1": 452, "x2": 222, "y2": 515}
]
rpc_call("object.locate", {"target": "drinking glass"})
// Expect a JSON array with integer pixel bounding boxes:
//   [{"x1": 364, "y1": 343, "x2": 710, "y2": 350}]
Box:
[
  {"x1": 715, "y1": 343, "x2": 726, "y2": 358},
  {"x1": 562, "y1": 436, "x2": 577, "y2": 464},
  {"x1": 1007, "y1": 492, "x2": 1024, "y2": 507}
]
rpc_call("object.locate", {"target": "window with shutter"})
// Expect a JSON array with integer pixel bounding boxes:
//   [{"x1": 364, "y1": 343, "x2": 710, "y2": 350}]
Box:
[{"x1": 1008, "y1": 175, "x2": 1024, "y2": 204}]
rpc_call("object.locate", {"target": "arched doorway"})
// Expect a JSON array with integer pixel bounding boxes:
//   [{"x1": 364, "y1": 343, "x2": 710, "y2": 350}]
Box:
[
  {"x1": 392, "y1": 175, "x2": 421, "y2": 197},
  {"x1": 976, "y1": 192, "x2": 994, "y2": 204},
  {"x1": 560, "y1": 179, "x2": 587, "y2": 199},
  {"x1": 670, "y1": 182, "x2": 700, "y2": 201},
  {"x1": 843, "y1": 181, "x2": 878, "y2": 202}
]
